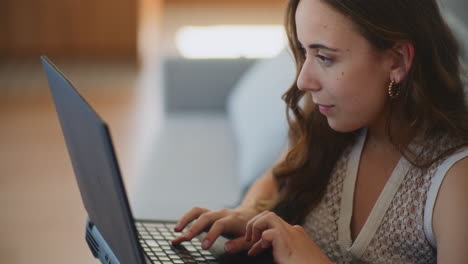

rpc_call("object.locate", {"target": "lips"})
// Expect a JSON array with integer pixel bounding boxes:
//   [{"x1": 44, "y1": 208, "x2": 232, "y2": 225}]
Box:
[
  {"x1": 317, "y1": 103, "x2": 334, "y2": 108},
  {"x1": 317, "y1": 103, "x2": 335, "y2": 114}
]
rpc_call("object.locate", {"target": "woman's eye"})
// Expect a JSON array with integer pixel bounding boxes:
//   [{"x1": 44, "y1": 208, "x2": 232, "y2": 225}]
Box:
[{"x1": 316, "y1": 54, "x2": 332, "y2": 63}]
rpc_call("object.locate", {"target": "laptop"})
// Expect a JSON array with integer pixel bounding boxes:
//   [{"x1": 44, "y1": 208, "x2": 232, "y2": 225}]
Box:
[{"x1": 41, "y1": 56, "x2": 273, "y2": 264}]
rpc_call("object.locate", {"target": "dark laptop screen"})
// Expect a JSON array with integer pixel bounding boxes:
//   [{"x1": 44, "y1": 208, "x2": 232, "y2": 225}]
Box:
[{"x1": 41, "y1": 56, "x2": 145, "y2": 264}]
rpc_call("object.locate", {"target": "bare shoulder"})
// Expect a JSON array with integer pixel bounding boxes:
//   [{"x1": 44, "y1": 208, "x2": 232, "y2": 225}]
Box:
[{"x1": 433, "y1": 155, "x2": 468, "y2": 263}]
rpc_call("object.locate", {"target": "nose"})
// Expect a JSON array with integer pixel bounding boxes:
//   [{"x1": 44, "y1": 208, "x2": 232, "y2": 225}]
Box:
[{"x1": 297, "y1": 60, "x2": 320, "y2": 92}]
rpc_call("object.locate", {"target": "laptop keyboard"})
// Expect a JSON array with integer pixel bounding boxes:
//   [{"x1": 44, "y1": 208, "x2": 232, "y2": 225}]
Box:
[{"x1": 136, "y1": 221, "x2": 219, "y2": 264}]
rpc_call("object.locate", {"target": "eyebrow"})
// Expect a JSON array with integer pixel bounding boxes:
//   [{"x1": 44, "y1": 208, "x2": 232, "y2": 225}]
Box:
[{"x1": 308, "y1": 43, "x2": 339, "y2": 52}]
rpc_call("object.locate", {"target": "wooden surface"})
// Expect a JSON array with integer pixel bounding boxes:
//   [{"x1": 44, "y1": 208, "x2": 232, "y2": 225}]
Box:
[
  {"x1": 0, "y1": 0, "x2": 138, "y2": 59},
  {"x1": 167, "y1": 0, "x2": 284, "y2": 4}
]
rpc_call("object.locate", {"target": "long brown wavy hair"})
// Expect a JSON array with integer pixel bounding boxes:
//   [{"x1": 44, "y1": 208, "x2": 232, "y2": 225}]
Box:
[{"x1": 271, "y1": 0, "x2": 468, "y2": 225}]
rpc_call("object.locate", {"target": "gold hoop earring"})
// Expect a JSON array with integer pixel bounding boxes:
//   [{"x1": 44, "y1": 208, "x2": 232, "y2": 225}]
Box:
[{"x1": 388, "y1": 80, "x2": 400, "y2": 99}]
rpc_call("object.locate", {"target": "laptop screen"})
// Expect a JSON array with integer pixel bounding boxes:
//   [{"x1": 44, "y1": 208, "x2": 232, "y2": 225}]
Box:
[{"x1": 41, "y1": 56, "x2": 145, "y2": 264}]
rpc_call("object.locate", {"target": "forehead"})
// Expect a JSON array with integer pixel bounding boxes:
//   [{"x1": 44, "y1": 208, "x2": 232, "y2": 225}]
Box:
[{"x1": 295, "y1": 0, "x2": 361, "y2": 47}]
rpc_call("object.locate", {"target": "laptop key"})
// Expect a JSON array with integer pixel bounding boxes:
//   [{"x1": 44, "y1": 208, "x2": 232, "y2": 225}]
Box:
[
  {"x1": 169, "y1": 254, "x2": 181, "y2": 259},
  {"x1": 146, "y1": 240, "x2": 159, "y2": 247},
  {"x1": 185, "y1": 245, "x2": 198, "y2": 252},
  {"x1": 199, "y1": 250, "x2": 212, "y2": 256}
]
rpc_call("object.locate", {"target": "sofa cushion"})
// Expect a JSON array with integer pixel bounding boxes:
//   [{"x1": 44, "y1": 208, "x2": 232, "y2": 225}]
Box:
[
  {"x1": 132, "y1": 114, "x2": 241, "y2": 219},
  {"x1": 227, "y1": 50, "x2": 296, "y2": 190},
  {"x1": 443, "y1": 9, "x2": 468, "y2": 64}
]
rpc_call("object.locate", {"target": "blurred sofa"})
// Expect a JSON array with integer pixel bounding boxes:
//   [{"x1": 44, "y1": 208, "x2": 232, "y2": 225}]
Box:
[
  {"x1": 131, "y1": 8, "x2": 468, "y2": 221},
  {"x1": 132, "y1": 50, "x2": 295, "y2": 220}
]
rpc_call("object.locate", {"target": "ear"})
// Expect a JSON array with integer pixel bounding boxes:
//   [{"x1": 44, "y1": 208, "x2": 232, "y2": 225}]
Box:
[{"x1": 388, "y1": 42, "x2": 415, "y2": 83}]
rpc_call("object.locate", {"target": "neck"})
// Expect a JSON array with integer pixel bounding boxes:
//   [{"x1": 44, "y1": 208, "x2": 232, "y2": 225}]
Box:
[
  {"x1": 365, "y1": 103, "x2": 414, "y2": 153},
  {"x1": 367, "y1": 108, "x2": 392, "y2": 145}
]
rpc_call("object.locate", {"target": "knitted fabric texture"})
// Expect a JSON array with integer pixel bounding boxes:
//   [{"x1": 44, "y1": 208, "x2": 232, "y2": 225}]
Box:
[{"x1": 303, "y1": 135, "x2": 461, "y2": 263}]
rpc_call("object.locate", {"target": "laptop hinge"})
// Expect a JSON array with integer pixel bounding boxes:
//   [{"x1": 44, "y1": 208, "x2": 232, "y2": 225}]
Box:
[{"x1": 85, "y1": 219, "x2": 121, "y2": 264}]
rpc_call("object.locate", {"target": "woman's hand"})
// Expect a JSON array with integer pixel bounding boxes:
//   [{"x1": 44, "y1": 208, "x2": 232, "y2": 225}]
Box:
[
  {"x1": 245, "y1": 210, "x2": 332, "y2": 264},
  {"x1": 171, "y1": 206, "x2": 260, "y2": 253}
]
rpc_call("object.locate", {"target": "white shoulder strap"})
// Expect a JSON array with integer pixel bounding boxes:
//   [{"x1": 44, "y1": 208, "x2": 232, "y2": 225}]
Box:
[{"x1": 424, "y1": 147, "x2": 468, "y2": 248}]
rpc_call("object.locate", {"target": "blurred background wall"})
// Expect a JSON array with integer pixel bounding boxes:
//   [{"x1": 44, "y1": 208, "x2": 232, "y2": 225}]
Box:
[
  {"x1": 443, "y1": 0, "x2": 468, "y2": 25},
  {"x1": 0, "y1": 0, "x2": 138, "y2": 60},
  {"x1": 0, "y1": 0, "x2": 286, "y2": 61},
  {"x1": 1, "y1": 0, "x2": 466, "y2": 61}
]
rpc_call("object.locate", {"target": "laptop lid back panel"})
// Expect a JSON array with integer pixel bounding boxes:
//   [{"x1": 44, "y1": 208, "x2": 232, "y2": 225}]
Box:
[{"x1": 41, "y1": 56, "x2": 145, "y2": 264}]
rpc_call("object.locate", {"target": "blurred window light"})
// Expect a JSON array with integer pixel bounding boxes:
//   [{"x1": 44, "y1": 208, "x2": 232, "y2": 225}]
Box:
[{"x1": 176, "y1": 25, "x2": 286, "y2": 59}]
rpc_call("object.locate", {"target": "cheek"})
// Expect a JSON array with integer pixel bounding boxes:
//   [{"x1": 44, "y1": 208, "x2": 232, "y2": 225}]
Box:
[
  {"x1": 323, "y1": 52, "x2": 390, "y2": 131},
  {"x1": 328, "y1": 72, "x2": 388, "y2": 131},
  {"x1": 342, "y1": 80, "x2": 387, "y2": 116},
  {"x1": 337, "y1": 71, "x2": 345, "y2": 81},
  {"x1": 327, "y1": 72, "x2": 358, "y2": 103},
  {"x1": 336, "y1": 60, "x2": 388, "y2": 108}
]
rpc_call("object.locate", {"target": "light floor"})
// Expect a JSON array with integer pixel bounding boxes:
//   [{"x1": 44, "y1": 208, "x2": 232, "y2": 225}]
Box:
[{"x1": 0, "y1": 60, "x2": 142, "y2": 263}]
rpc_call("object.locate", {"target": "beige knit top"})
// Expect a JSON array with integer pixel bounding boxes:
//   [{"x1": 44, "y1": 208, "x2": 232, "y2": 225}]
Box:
[{"x1": 303, "y1": 129, "x2": 468, "y2": 263}]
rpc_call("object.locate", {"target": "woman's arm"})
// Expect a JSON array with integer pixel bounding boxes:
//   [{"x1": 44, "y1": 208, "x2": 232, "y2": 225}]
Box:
[
  {"x1": 238, "y1": 167, "x2": 279, "y2": 212},
  {"x1": 433, "y1": 157, "x2": 468, "y2": 263}
]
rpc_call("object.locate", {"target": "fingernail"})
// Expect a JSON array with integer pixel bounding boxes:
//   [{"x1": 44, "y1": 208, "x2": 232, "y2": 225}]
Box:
[
  {"x1": 171, "y1": 236, "x2": 181, "y2": 244},
  {"x1": 202, "y1": 239, "x2": 211, "y2": 249}
]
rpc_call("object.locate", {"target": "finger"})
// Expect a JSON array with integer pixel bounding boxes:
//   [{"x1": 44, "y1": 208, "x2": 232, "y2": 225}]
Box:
[
  {"x1": 292, "y1": 224, "x2": 305, "y2": 233},
  {"x1": 247, "y1": 230, "x2": 274, "y2": 256},
  {"x1": 174, "y1": 207, "x2": 209, "y2": 232},
  {"x1": 224, "y1": 237, "x2": 251, "y2": 254},
  {"x1": 173, "y1": 209, "x2": 230, "y2": 245},
  {"x1": 201, "y1": 218, "x2": 231, "y2": 249},
  {"x1": 250, "y1": 211, "x2": 280, "y2": 243},
  {"x1": 245, "y1": 210, "x2": 269, "y2": 242},
  {"x1": 172, "y1": 207, "x2": 211, "y2": 245},
  {"x1": 202, "y1": 212, "x2": 249, "y2": 249},
  {"x1": 247, "y1": 240, "x2": 264, "y2": 256},
  {"x1": 171, "y1": 233, "x2": 192, "y2": 245}
]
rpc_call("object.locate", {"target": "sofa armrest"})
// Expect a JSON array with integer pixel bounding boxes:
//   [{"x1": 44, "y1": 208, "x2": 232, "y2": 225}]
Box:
[{"x1": 161, "y1": 57, "x2": 256, "y2": 114}]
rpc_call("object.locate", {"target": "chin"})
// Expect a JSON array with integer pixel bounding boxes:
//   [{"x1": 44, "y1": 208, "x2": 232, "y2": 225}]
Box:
[{"x1": 327, "y1": 118, "x2": 360, "y2": 133}]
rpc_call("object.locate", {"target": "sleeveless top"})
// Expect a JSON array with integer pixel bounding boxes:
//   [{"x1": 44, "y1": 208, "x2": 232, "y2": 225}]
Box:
[{"x1": 303, "y1": 129, "x2": 468, "y2": 263}]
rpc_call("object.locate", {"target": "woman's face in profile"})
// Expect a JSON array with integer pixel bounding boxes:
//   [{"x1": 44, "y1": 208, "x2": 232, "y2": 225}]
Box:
[{"x1": 295, "y1": 0, "x2": 394, "y2": 132}]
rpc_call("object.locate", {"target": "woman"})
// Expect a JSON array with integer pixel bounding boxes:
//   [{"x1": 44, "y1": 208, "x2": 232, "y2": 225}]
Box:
[{"x1": 172, "y1": 0, "x2": 468, "y2": 262}]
